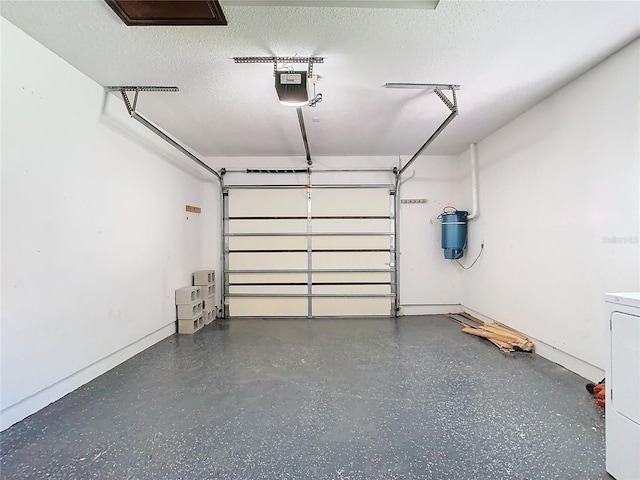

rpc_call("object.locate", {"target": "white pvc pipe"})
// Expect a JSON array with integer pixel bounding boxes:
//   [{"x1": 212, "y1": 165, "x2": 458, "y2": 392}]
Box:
[{"x1": 467, "y1": 142, "x2": 479, "y2": 220}]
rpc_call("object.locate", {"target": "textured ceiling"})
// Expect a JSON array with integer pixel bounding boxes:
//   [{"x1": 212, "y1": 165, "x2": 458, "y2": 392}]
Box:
[{"x1": 1, "y1": 1, "x2": 639, "y2": 157}]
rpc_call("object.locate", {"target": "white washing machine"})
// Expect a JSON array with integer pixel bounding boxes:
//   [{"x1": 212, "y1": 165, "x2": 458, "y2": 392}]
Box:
[{"x1": 605, "y1": 292, "x2": 640, "y2": 480}]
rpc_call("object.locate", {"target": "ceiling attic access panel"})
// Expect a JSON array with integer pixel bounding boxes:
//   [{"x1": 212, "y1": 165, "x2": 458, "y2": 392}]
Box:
[{"x1": 105, "y1": 1, "x2": 227, "y2": 26}]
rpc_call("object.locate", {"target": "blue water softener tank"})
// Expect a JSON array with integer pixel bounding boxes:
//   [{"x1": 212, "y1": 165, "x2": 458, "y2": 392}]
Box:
[{"x1": 440, "y1": 209, "x2": 468, "y2": 259}]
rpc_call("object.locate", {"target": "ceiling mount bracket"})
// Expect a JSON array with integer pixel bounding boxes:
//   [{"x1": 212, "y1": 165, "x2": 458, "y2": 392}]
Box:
[
  {"x1": 105, "y1": 86, "x2": 180, "y2": 93},
  {"x1": 132, "y1": 89, "x2": 139, "y2": 112},
  {"x1": 233, "y1": 56, "x2": 324, "y2": 77},
  {"x1": 120, "y1": 89, "x2": 134, "y2": 116},
  {"x1": 433, "y1": 87, "x2": 456, "y2": 113},
  {"x1": 384, "y1": 83, "x2": 460, "y2": 91},
  {"x1": 108, "y1": 86, "x2": 179, "y2": 116}
]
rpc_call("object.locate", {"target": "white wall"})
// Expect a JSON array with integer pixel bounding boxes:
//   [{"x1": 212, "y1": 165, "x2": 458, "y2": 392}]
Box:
[
  {"x1": 458, "y1": 39, "x2": 640, "y2": 381},
  {"x1": 0, "y1": 18, "x2": 215, "y2": 430},
  {"x1": 202, "y1": 155, "x2": 463, "y2": 315},
  {"x1": 395, "y1": 156, "x2": 465, "y2": 313}
]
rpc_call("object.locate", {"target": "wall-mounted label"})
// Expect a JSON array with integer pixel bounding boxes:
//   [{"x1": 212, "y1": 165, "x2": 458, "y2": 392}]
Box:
[
  {"x1": 401, "y1": 199, "x2": 428, "y2": 204},
  {"x1": 280, "y1": 73, "x2": 302, "y2": 85},
  {"x1": 186, "y1": 205, "x2": 201, "y2": 213}
]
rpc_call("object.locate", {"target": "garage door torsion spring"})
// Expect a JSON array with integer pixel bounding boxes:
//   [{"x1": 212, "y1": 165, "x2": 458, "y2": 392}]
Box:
[{"x1": 246, "y1": 169, "x2": 309, "y2": 174}]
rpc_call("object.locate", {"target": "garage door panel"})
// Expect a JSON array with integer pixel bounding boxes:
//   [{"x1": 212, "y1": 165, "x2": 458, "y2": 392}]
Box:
[
  {"x1": 229, "y1": 189, "x2": 307, "y2": 216},
  {"x1": 312, "y1": 272, "x2": 390, "y2": 283},
  {"x1": 312, "y1": 236, "x2": 390, "y2": 250},
  {"x1": 312, "y1": 189, "x2": 390, "y2": 216},
  {"x1": 230, "y1": 219, "x2": 307, "y2": 234},
  {"x1": 230, "y1": 273, "x2": 308, "y2": 283},
  {"x1": 313, "y1": 252, "x2": 390, "y2": 269},
  {"x1": 312, "y1": 298, "x2": 391, "y2": 316},
  {"x1": 312, "y1": 284, "x2": 391, "y2": 295},
  {"x1": 230, "y1": 285, "x2": 307, "y2": 295},
  {"x1": 229, "y1": 298, "x2": 307, "y2": 317},
  {"x1": 229, "y1": 236, "x2": 307, "y2": 250},
  {"x1": 311, "y1": 219, "x2": 390, "y2": 233},
  {"x1": 229, "y1": 252, "x2": 307, "y2": 270}
]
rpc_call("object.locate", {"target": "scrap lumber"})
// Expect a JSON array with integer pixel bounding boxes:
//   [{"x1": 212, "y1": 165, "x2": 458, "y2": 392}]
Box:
[
  {"x1": 487, "y1": 339, "x2": 515, "y2": 353},
  {"x1": 461, "y1": 322, "x2": 534, "y2": 353},
  {"x1": 445, "y1": 313, "x2": 479, "y2": 329},
  {"x1": 458, "y1": 311, "x2": 485, "y2": 326},
  {"x1": 445, "y1": 313, "x2": 462, "y2": 325},
  {"x1": 461, "y1": 327, "x2": 519, "y2": 344},
  {"x1": 480, "y1": 325, "x2": 521, "y2": 340}
]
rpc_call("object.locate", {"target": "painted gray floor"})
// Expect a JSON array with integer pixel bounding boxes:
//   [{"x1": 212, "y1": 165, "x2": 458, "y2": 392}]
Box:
[{"x1": 1, "y1": 316, "x2": 607, "y2": 479}]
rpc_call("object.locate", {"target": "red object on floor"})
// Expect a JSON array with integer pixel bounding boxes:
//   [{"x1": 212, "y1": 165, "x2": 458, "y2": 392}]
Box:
[{"x1": 594, "y1": 384, "x2": 606, "y2": 407}]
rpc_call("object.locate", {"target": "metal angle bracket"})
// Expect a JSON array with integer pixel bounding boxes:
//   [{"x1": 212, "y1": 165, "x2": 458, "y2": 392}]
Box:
[
  {"x1": 105, "y1": 86, "x2": 180, "y2": 92},
  {"x1": 384, "y1": 83, "x2": 458, "y2": 112},
  {"x1": 106, "y1": 85, "x2": 180, "y2": 116},
  {"x1": 233, "y1": 56, "x2": 324, "y2": 77},
  {"x1": 384, "y1": 83, "x2": 459, "y2": 91},
  {"x1": 433, "y1": 87, "x2": 457, "y2": 113}
]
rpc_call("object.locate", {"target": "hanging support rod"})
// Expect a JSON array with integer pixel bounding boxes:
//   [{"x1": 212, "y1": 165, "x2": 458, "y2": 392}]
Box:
[
  {"x1": 398, "y1": 86, "x2": 459, "y2": 177},
  {"x1": 296, "y1": 107, "x2": 313, "y2": 166},
  {"x1": 116, "y1": 87, "x2": 222, "y2": 184}
]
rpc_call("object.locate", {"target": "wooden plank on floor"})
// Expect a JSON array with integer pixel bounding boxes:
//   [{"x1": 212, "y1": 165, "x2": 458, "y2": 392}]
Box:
[
  {"x1": 459, "y1": 311, "x2": 485, "y2": 326},
  {"x1": 446, "y1": 313, "x2": 480, "y2": 329},
  {"x1": 488, "y1": 339, "x2": 515, "y2": 352},
  {"x1": 480, "y1": 325, "x2": 521, "y2": 340},
  {"x1": 461, "y1": 327, "x2": 517, "y2": 343}
]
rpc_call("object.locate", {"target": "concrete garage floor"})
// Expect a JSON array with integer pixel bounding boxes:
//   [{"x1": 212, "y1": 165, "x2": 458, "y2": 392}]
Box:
[{"x1": 1, "y1": 316, "x2": 607, "y2": 479}]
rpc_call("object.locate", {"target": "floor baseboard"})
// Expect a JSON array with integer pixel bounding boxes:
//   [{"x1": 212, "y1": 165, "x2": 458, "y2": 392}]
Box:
[
  {"x1": 399, "y1": 304, "x2": 462, "y2": 316},
  {"x1": 460, "y1": 306, "x2": 604, "y2": 382},
  {"x1": 1, "y1": 323, "x2": 176, "y2": 431}
]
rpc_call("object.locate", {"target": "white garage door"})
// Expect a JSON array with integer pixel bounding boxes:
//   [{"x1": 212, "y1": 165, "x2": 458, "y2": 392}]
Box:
[{"x1": 223, "y1": 184, "x2": 396, "y2": 317}]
